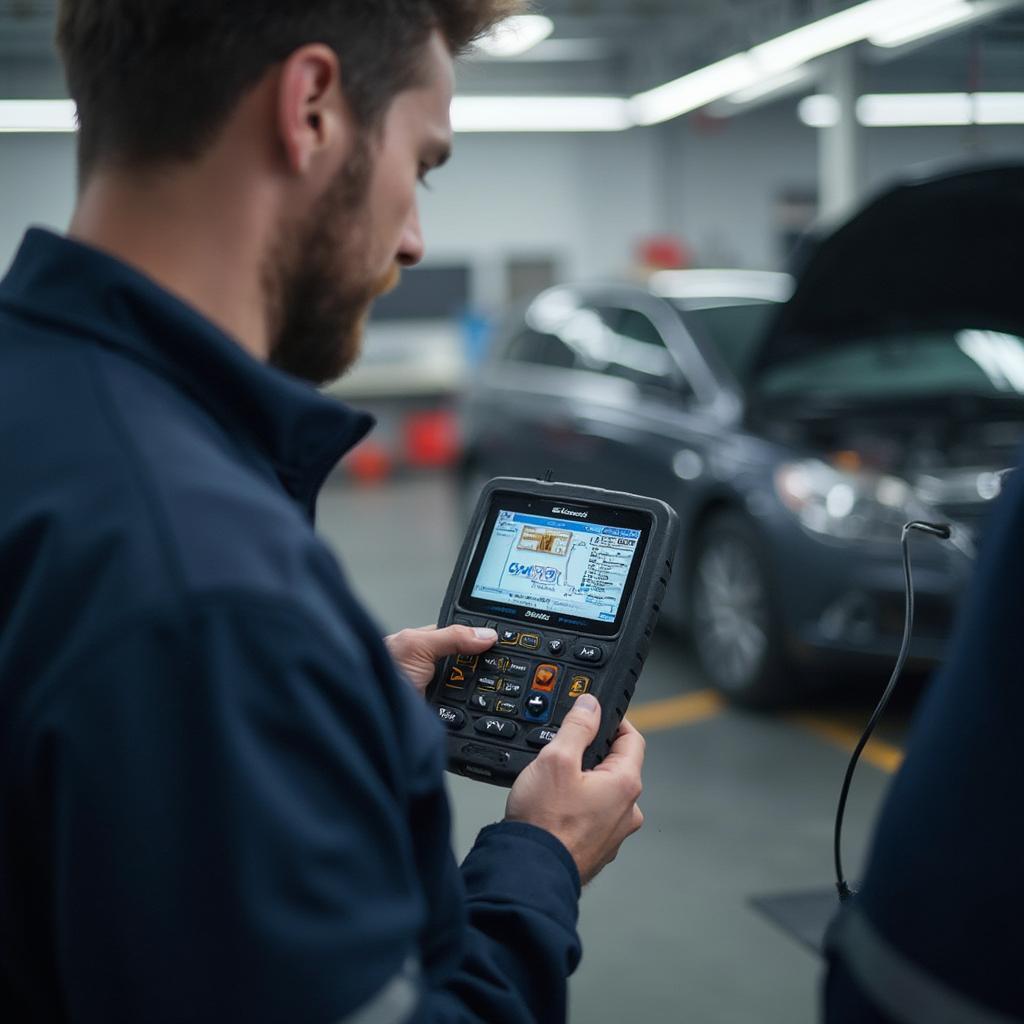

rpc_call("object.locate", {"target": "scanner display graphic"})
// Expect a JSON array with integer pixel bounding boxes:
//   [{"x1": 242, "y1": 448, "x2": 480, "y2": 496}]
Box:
[{"x1": 471, "y1": 509, "x2": 642, "y2": 624}]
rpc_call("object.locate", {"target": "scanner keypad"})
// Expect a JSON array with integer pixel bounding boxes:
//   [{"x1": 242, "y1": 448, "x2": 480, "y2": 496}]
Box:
[{"x1": 436, "y1": 617, "x2": 604, "y2": 744}]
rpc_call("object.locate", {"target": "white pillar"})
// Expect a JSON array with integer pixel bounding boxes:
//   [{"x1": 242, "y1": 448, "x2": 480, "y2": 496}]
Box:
[{"x1": 818, "y1": 47, "x2": 863, "y2": 223}]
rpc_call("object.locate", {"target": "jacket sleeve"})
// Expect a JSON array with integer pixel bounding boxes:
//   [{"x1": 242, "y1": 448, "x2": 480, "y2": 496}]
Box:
[{"x1": 27, "y1": 590, "x2": 581, "y2": 1024}]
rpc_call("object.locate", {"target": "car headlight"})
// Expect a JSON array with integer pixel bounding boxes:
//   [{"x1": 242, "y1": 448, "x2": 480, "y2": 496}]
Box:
[{"x1": 774, "y1": 459, "x2": 928, "y2": 543}]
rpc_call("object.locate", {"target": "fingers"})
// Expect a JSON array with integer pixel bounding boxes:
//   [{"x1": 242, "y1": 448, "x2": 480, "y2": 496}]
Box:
[
  {"x1": 595, "y1": 717, "x2": 646, "y2": 774},
  {"x1": 543, "y1": 694, "x2": 602, "y2": 763},
  {"x1": 411, "y1": 624, "x2": 497, "y2": 660},
  {"x1": 631, "y1": 805, "x2": 645, "y2": 834}
]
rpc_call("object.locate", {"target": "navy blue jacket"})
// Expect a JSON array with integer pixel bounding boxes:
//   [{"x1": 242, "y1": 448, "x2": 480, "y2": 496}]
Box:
[
  {"x1": 826, "y1": 457, "x2": 1024, "y2": 1021},
  {"x1": 0, "y1": 229, "x2": 581, "y2": 1023}
]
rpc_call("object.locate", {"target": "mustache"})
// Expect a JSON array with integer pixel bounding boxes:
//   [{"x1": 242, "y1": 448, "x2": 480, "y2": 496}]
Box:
[{"x1": 374, "y1": 264, "x2": 402, "y2": 298}]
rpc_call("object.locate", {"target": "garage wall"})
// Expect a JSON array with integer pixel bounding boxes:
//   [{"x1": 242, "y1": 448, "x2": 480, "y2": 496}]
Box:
[
  {"x1": 668, "y1": 103, "x2": 1024, "y2": 271},
  {"x1": 0, "y1": 133, "x2": 78, "y2": 271},
  {"x1": 2, "y1": 102, "x2": 1022, "y2": 286}
]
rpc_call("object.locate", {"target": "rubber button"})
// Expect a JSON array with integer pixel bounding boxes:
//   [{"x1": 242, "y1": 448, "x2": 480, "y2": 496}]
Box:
[
  {"x1": 481, "y1": 654, "x2": 509, "y2": 674},
  {"x1": 519, "y1": 632, "x2": 541, "y2": 651},
  {"x1": 505, "y1": 658, "x2": 529, "y2": 677},
  {"x1": 470, "y1": 692, "x2": 494, "y2": 712},
  {"x1": 445, "y1": 666, "x2": 469, "y2": 689},
  {"x1": 437, "y1": 706, "x2": 465, "y2": 730},
  {"x1": 499, "y1": 679, "x2": 523, "y2": 698},
  {"x1": 474, "y1": 717, "x2": 519, "y2": 740},
  {"x1": 526, "y1": 726, "x2": 558, "y2": 748},
  {"x1": 495, "y1": 699, "x2": 518, "y2": 716},
  {"x1": 547, "y1": 638, "x2": 565, "y2": 655},
  {"x1": 573, "y1": 643, "x2": 604, "y2": 663},
  {"x1": 499, "y1": 628, "x2": 520, "y2": 645},
  {"x1": 476, "y1": 675, "x2": 499, "y2": 691},
  {"x1": 461, "y1": 742, "x2": 510, "y2": 765},
  {"x1": 524, "y1": 693, "x2": 551, "y2": 722},
  {"x1": 567, "y1": 674, "x2": 592, "y2": 698},
  {"x1": 531, "y1": 664, "x2": 559, "y2": 692}
]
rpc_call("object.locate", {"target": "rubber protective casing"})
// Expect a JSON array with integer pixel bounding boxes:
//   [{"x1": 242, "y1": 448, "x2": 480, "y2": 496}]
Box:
[{"x1": 427, "y1": 478, "x2": 679, "y2": 786}]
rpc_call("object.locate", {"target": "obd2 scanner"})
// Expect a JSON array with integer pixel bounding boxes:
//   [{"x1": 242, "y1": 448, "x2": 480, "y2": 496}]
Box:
[{"x1": 427, "y1": 478, "x2": 679, "y2": 786}]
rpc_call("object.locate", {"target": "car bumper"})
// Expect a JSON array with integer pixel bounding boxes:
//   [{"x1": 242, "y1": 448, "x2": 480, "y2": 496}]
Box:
[{"x1": 765, "y1": 516, "x2": 973, "y2": 669}]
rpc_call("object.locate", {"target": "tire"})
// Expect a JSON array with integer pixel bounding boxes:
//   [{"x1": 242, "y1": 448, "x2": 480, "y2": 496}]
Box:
[{"x1": 688, "y1": 510, "x2": 795, "y2": 708}]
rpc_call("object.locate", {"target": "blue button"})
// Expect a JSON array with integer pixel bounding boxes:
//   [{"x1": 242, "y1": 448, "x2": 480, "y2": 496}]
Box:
[{"x1": 523, "y1": 693, "x2": 551, "y2": 722}]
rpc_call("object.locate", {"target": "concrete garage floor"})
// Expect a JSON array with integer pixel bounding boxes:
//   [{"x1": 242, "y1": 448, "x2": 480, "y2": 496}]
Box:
[{"x1": 317, "y1": 474, "x2": 918, "y2": 1024}]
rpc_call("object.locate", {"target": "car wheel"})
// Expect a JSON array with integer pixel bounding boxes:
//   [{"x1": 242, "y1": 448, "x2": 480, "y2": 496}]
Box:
[{"x1": 689, "y1": 510, "x2": 794, "y2": 708}]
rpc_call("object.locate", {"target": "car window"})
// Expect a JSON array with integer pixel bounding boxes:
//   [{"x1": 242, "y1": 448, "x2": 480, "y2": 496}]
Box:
[
  {"x1": 756, "y1": 329, "x2": 1024, "y2": 399},
  {"x1": 503, "y1": 326, "x2": 578, "y2": 370},
  {"x1": 678, "y1": 300, "x2": 779, "y2": 380},
  {"x1": 579, "y1": 307, "x2": 689, "y2": 399}
]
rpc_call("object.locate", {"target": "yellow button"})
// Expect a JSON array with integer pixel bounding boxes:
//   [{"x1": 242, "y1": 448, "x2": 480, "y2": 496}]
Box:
[{"x1": 568, "y1": 675, "x2": 592, "y2": 698}]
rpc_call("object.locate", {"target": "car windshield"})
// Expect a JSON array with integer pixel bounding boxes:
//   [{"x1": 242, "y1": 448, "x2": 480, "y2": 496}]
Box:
[
  {"x1": 755, "y1": 329, "x2": 1024, "y2": 400},
  {"x1": 674, "y1": 299, "x2": 780, "y2": 380}
]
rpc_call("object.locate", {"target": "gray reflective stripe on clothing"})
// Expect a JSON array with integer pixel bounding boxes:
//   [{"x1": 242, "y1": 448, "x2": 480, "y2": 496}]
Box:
[
  {"x1": 334, "y1": 956, "x2": 419, "y2": 1024},
  {"x1": 830, "y1": 907, "x2": 1023, "y2": 1024}
]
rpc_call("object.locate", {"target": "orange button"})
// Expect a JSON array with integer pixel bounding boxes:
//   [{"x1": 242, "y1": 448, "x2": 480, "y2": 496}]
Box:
[
  {"x1": 531, "y1": 663, "x2": 559, "y2": 692},
  {"x1": 445, "y1": 666, "x2": 467, "y2": 687},
  {"x1": 568, "y1": 675, "x2": 592, "y2": 698}
]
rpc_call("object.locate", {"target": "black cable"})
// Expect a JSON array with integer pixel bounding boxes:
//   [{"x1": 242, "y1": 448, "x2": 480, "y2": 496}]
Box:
[{"x1": 833, "y1": 520, "x2": 951, "y2": 903}]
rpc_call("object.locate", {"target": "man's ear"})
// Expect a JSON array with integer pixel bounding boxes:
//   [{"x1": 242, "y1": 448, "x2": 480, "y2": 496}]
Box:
[{"x1": 276, "y1": 43, "x2": 352, "y2": 177}]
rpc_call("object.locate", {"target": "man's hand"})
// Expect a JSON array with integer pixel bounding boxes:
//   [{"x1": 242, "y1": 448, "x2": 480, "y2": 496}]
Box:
[
  {"x1": 385, "y1": 624, "x2": 498, "y2": 694},
  {"x1": 505, "y1": 695, "x2": 645, "y2": 885}
]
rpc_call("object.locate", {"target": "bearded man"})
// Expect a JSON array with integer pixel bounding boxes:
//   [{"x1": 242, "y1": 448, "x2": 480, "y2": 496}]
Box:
[{"x1": 0, "y1": 4, "x2": 646, "y2": 1022}]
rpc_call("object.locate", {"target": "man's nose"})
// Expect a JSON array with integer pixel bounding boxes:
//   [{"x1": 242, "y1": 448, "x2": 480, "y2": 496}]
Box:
[{"x1": 397, "y1": 204, "x2": 424, "y2": 268}]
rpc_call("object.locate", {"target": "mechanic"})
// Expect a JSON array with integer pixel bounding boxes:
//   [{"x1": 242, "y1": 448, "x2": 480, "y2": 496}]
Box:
[
  {"x1": 825, "y1": 458, "x2": 1024, "y2": 1021},
  {"x1": 0, "y1": 3, "x2": 646, "y2": 1022}
]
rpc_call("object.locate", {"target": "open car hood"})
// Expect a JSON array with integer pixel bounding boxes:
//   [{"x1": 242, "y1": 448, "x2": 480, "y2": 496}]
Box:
[{"x1": 749, "y1": 163, "x2": 1024, "y2": 379}]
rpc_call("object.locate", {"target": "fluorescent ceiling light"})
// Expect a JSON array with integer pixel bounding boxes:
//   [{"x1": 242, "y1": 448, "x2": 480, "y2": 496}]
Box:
[
  {"x1": 798, "y1": 92, "x2": 1024, "y2": 127},
  {"x1": 630, "y1": 54, "x2": 760, "y2": 126},
  {"x1": 468, "y1": 38, "x2": 611, "y2": 63},
  {"x1": 629, "y1": 0, "x2": 967, "y2": 126},
  {"x1": 799, "y1": 94, "x2": 841, "y2": 128},
  {"x1": 451, "y1": 96, "x2": 631, "y2": 132},
  {"x1": 0, "y1": 94, "x2": 631, "y2": 136},
  {"x1": 859, "y1": 92, "x2": 974, "y2": 125},
  {"x1": 475, "y1": 15, "x2": 554, "y2": 58},
  {"x1": 726, "y1": 66, "x2": 816, "y2": 106},
  {"x1": 751, "y1": 0, "x2": 956, "y2": 73},
  {"x1": 0, "y1": 99, "x2": 76, "y2": 133},
  {"x1": 869, "y1": 0, "x2": 1009, "y2": 47}
]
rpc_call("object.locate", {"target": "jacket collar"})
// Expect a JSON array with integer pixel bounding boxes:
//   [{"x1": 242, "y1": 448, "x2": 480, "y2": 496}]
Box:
[{"x1": 0, "y1": 228, "x2": 373, "y2": 512}]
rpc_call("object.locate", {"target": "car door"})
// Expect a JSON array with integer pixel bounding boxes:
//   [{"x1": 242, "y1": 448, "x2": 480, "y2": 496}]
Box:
[
  {"x1": 566, "y1": 299, "x2": 714, "y2": 509},
  {"x1": 469, "y1": 290, "x2": 636, "y2": 485}
]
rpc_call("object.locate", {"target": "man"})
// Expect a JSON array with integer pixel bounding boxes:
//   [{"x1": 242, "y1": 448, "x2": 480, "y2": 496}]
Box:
[{"x1": 0, "y1": 3, "x2": 646, "y2": 1022}]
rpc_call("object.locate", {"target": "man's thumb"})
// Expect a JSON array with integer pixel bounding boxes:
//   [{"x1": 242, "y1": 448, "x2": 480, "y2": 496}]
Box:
[{"x1": 550, "y1": 694, "x2": 601, "y2": 757}]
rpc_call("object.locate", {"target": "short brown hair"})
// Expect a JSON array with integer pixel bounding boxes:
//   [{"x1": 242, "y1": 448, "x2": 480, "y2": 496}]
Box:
[{"x1": 57, "y1": 0, "x2": 522, "y2": 179}]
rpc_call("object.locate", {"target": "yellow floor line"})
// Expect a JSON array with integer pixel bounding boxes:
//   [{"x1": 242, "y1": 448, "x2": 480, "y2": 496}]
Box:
[
  {"x1": 629, "y1": 689, "x2": 726, "y2": 733},
  {"x1": 789, "y1": 714, "x2": 904, "y2": 774}
]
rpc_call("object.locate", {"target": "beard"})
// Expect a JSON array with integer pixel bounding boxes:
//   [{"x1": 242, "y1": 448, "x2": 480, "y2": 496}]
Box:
[{"x1": 266, "y1": 141, "x2": 399, "y2": 386}]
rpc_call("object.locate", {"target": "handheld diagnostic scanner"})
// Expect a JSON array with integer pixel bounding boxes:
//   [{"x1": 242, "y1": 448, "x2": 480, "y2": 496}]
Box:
[{"x1": 426, "y1": 478, "x2": 679, "y2": 786}]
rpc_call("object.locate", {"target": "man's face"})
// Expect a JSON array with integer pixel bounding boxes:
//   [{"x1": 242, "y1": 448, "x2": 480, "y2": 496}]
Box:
[{"x1": 268, "y1": 32, "x2": 454, "y2": 385}]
